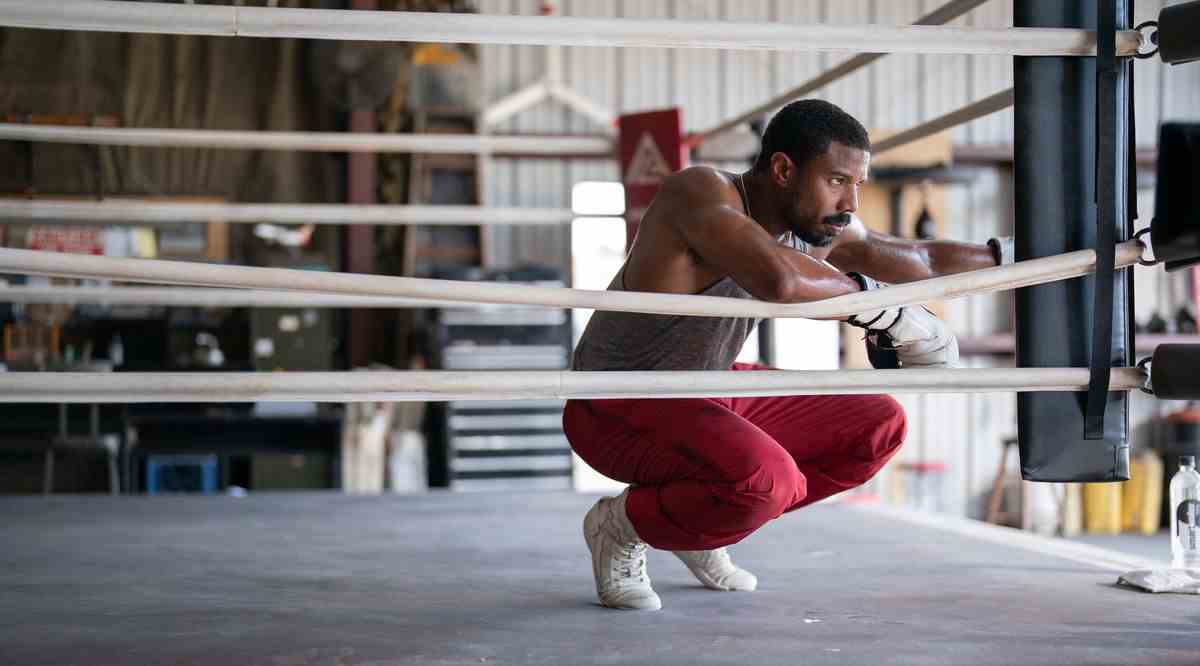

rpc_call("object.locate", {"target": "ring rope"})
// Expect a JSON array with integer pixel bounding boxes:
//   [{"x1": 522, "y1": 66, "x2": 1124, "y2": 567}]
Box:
[
  {"x1": 0, "y1": 201, "x2": 576, "y2": 226},
  {"x1": 0, "y1": 367, "x2": 1150, "y2": 404},
  {"x1": 0, "y1": 286, "x2": 454, "y2": 309},
  {"x1": 0, "y1": 242, "x2": 1147, "y2": 320},
  {"x1": 0, "y1": 1, "x2": 1142, "y2": 57},
  {"x1": 0, "y1": 124, "x2": 614, "y2": 157}
]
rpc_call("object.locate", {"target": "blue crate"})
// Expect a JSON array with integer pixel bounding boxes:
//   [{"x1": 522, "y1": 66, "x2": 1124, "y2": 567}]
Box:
[{"x1": 146, "y1": 454, "x2": 218, "y2": 495}]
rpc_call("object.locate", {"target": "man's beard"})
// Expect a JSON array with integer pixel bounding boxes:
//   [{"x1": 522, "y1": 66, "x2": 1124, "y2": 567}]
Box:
[
  {"x1": 794, "y1": 212, "x2": 850, "y2": 247},
  {"x1": 796, "y1": 228, "x2": 835, "y2": 247}
]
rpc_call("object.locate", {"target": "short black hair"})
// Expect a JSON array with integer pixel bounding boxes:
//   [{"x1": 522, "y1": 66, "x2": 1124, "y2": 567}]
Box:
[{"x1": 752, "y1": 99, "x2": 870, "y2": 173}]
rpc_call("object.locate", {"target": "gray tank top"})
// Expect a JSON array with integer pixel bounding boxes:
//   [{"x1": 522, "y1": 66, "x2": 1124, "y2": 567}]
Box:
[
  {"x1": 571, "y1": 268, "x2": 760, "y2": 371},
  {"x1": 572, "y1": 178, "x2": 810, "y2": 371}
]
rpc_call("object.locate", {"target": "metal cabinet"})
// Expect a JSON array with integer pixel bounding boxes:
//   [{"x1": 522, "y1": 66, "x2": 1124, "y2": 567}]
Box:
[{"x1": 433, "y1": 294, "x2": 573, "y2": 491}]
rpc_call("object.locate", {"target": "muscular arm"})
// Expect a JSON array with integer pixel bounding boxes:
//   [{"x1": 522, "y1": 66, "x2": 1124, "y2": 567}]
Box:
[
  {"x1": 827, "y1": 221, "x2": 997, "y2": 284},
  {"x1": 664, "y1": 168, "x2": 861, "y2": 304}
]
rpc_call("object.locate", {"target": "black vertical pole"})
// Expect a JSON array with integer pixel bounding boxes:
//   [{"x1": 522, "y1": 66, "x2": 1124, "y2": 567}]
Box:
[
  {"x1": 1014, "y1": 0, "x2": 1131, "y2": 481},
  {"x1": 757, "y1": 319, "x2": 775, "y2": 367}
]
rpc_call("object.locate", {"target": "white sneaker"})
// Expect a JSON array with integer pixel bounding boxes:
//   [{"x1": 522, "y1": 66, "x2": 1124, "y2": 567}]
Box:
[
  {"x1": 583, "y1": 491, "x2": 662, "y2": 611},
  {"x1": 672, "y1": 547, "x2": 758, "y2": 592}
]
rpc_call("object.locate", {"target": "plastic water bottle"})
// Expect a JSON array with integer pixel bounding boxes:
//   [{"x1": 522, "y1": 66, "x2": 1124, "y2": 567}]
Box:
[{"x1": 1170, "y1": 455, "x2": 1200, "y2": 569}]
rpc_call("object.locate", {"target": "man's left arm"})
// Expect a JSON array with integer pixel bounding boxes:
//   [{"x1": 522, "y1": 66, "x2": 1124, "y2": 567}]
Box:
[{"x1": 827, "y1": 217, "x2": 1008, "y2": 283}]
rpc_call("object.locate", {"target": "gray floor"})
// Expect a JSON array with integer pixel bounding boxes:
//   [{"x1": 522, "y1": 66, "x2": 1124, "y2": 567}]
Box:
[
  {"x1": 1, "y1": 492, "x2": 1198, "y2": 666},
  {"x1": 1066, "y1": 531, "x2": 1173, "y2": 562}
]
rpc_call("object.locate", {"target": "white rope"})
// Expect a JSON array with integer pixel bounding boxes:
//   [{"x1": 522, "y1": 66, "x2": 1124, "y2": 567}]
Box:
[
  {"x1": 0, "y1": 367, "x2": 1149, "y2": 403},
  {"x1": 0, "y1": 242, "x2": 1146, "y2": 320},
  {"x1": 873, "y1": 88, "x2": 1015, "y2": 155},
  {"x1": 0, "y1": 200, "x2": 575, "y2": 226},
  {"x1": 0, "y1": 286, "x2": 446, "y2": 308},
  {"x1": 688, "y1": 0, "x2": 991, "y2": 146},
  {"x1": 0, "y1": 124, "x2": 614, "y2": 157},
  {"x1": 0, "y1": 1, "x2": 1142, "y2": 57}
]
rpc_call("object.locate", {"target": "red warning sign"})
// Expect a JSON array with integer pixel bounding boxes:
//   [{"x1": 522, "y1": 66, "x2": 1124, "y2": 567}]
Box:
[{"x1": 618, "y1": 108, "x2": 686, "y2": 249}]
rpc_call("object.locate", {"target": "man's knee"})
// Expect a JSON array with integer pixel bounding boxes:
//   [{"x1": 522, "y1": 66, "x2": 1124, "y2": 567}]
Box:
[
  {"x1": 859, "y1": 395, "x2": 907, "y2": 463},
  {"x1": 722, "y1": 453, "x2": 806, "y2": 521}
]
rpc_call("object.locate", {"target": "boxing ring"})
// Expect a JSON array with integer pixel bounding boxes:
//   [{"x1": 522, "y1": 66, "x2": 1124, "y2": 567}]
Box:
[{"x1": 1, "y1": 1, "x2": 1199, "y2": 663}]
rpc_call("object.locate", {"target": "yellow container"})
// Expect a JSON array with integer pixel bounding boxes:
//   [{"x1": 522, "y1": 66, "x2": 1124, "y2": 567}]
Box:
[
  {"x1": 1083, "y1": 482, "x2": 1123, "y2": 534},
  {"x1": 1122, "y1": 453, "x2": 1164, "y2": 535}
]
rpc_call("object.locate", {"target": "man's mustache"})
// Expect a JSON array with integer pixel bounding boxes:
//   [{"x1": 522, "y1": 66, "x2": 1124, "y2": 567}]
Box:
[{"x1": 822, "y1": 213, "x2": 851, "y2": 227}]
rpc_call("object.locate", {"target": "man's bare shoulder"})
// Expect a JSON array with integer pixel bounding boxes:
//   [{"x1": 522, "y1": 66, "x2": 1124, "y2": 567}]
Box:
[{"x1": 658, "y1": 166, "x2": 739, "y2": 205}]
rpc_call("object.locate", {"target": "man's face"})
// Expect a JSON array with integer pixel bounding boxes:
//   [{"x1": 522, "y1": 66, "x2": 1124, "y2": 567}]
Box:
[{"x1": 778, "y1": 142, "x2": 870, "y2": 247}]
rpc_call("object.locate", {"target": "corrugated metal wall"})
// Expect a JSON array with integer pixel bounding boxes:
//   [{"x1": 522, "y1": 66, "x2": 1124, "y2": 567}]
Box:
[{"x1": 476, "y1": 0, "x2": 1200, "y2": 517}]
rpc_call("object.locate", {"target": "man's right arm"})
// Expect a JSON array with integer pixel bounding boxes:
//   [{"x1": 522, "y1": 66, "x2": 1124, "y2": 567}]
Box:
[
  {"x1": 662, "y1": 169, "x2": 860, "y2": 305},
  {"x1": 662, "y1": 169, "x2": 957, "y2": 368}
]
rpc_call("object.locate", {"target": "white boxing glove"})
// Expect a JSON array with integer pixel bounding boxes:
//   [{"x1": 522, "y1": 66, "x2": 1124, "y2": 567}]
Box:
[{"x1": 846, "y1": 273, "x2": 959, "y2": 369}]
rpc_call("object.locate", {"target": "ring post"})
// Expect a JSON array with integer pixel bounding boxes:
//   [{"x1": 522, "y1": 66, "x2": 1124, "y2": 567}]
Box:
[{"x1": 1014, "y1": 0, "x2": 1132, "y2": 482}]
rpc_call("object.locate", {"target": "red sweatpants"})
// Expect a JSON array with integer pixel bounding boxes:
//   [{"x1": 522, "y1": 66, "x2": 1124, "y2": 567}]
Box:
[{"x1": 563, "y1": 363, "x2": 907, "y2": 551}]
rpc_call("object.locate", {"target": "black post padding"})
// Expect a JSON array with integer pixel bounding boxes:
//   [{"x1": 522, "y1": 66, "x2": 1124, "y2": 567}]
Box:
[
  {"x1": 1159, "y1": 0, "x2": 1200, "y2": 65},
  {"x1": 1152, "y1": 344, "x2": 1200, "y2": 399},
  {"x1": 1014, "y1": 0, "x2": 1131, "y2": 482},
  {"x1": 1151, "y1": 123, "x2": 1200, "y2": 271}
]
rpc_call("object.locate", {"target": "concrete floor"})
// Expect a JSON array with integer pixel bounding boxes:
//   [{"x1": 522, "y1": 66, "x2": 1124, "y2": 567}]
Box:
[
  {"x1": 1066, "y1": 531, "x2": 1173, "y2": 563},
  {"x1": 1, "y1": 492, "x2": 1198, "y2": 666}
]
